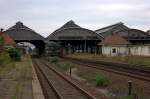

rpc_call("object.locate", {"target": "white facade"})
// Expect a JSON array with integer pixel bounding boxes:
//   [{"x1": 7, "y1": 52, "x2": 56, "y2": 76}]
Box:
[
  {"x1": 102, "y1": 45, "x2": 128, "y2": 56},
  {"x1": 102, "y1": 45, "x2": 150, "y2": 56},
  {"x1": 130, "y1": 45, "x2": 150, "y2": 56}
]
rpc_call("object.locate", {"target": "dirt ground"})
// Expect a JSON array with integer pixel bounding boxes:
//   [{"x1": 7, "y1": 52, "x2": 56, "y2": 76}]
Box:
[
  {"x1": 59, "y1": 59, "x2": 150, "y2": 99},
  {"x1": 0, "y1": 55, "x2": 33, "y2": 99}
]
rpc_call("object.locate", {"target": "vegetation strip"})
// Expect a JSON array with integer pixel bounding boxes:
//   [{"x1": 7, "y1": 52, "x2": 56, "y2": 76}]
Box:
[
  {"x1": 62, "y1": 57, "x2": 150, "y2": 82},
  {"x1": 69, "y1": 53, "x2": 150, "y2": 67}
]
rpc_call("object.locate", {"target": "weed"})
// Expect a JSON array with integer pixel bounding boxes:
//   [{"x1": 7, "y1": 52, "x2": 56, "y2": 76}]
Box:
[
  {"x1": 95, "y1": 73, "x2": 111, "y2": 87},
  {"x1": 49, "y1": 56, "x2": 59, "y2": 63},
  {"x1": 56, "y1": 63, "x2": 72, "y2": 70}
]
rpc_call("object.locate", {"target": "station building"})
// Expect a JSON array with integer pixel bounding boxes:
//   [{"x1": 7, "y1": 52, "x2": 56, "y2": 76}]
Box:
[
  {"x1": 46, "y1": 20, "x2": 103, "y2": 53},
  {"x1": 4, "y1": 22, "x2": 45, "y2": 55}
]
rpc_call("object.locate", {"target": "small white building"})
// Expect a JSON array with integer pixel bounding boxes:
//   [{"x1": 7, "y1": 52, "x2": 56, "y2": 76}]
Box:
[{"x1": 98, "y1": 33, "x2": 129, "y2": 56}]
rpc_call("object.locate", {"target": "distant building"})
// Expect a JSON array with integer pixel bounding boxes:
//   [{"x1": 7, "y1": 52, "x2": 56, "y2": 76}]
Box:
[
  {"x1": 98, "y1": 32, "x2": 150, "y2": 56},
  {"x1": 95, "y1": 22, "x2": 150, "y2": 45}
]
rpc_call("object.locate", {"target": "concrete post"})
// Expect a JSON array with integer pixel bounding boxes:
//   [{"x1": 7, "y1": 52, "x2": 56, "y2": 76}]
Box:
[{"x1": 128, "y1": 80, "x2": 132, "y2": 96}]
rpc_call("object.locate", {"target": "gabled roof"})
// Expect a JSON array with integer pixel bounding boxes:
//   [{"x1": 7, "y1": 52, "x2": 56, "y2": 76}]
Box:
[
  {"x1": 0, "y1": 32, "x2": 15, "y2": 45},
  {"x1": 4, "y1": 22, "x2": 44, "y2": 41},
  {"x1": 47, "y1": 20, "x2": 103, "y2": 40},
  {"x1": 99, "y1": 33, "x2": 129, "y2": 46},
  {"x1": 7, "y1": 21, "x2": 34, "y2": 32},
  {"x1": 95, "y1": 22, "x2": 128, "y2": 34},
  {"x1": 118, "y1": 29, "x2": 148, "y2": 38}
]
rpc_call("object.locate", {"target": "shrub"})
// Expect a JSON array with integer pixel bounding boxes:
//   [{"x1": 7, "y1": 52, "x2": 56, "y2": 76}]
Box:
[
  {"x1": 6, "y1": 47, "x2": 21, "y2": 61},
  {"x1": 49, "y1": 56, "x2": 59, "y2": 63},
  {"x1": 95, "y1": 73, "x2": 110, "y2": 87}
]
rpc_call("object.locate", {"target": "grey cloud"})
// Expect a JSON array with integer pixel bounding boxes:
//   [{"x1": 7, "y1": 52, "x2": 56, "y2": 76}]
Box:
[{"x1": 0, "y1": 0, "x2": 150, "y2": 37}]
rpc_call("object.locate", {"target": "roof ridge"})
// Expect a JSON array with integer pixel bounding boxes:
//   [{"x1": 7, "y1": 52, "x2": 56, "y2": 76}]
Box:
[
  {"x1": 95, "y1": 22, "x2": 124, "y2": 32},
  {"x1": 54, "y1": 20, "x2": 81, "y2": 32},
  {"x1": 6, "y1": 21, "x2": 35, "y2": 32}
]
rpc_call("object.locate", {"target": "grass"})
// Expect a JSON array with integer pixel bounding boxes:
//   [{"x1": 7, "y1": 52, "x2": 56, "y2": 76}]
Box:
[
  {"x1": 0, "y1": 54, "x2": 32, "y2": 99},
  {"x1": 49, "y1": 56, "x2": 74, "y2": 71},
  {"x1": 11, "y1": 54, "x2": 32, "y2": 99},
  {"x1": 0, "y1": 52, "x2": 15, "y2": 79},
  {"x1": 12, "y1": 82, "x2": 23, "y2": 99},
  {"x1": 56, "y1": 63, "x2": 71, "y2": 70},
  {"x1": 69, "y1": 53, "x2": 150, "y2": 67},
  {"x1": 49, "y1": 56, "x2": 60, "y2": 64},
  {"x1": 58, "y1": 58, "x2": 150, "y2": 98}
]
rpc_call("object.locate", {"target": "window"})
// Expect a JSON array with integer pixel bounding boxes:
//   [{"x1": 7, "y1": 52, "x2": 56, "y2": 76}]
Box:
[{"x1": 112, "y1": 48, "x2": 116, "y2": 53}]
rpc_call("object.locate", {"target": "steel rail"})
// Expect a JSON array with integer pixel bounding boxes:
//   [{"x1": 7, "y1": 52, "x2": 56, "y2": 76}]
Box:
[
  {"x1": 40, "y1": 59, "x2": 97, "y2": 99},
  {"x1": 33, "y1": 59, "x2": 63, "y2": 99}
]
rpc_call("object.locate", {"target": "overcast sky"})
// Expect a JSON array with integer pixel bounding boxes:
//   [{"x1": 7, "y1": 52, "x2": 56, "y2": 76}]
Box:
[{"x1": 0, "y1": 0, "x2": 150, "y2": 37}]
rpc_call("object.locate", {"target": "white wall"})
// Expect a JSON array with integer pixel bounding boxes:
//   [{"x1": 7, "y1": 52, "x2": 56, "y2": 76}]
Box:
[
  {"x1": 102, "y1": 45, "x2": 150, "y2": 56},
  {"x1": 130, "y1": 45, "x2": 150, "y2": 56},
  {"x1": 102, "y1": 46, "x2": 128, "y2": 56}
]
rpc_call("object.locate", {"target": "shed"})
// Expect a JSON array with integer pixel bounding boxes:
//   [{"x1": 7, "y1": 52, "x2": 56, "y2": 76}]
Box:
[{"x1": 98, "y1": 33, "x2": 129, "y2": 56}]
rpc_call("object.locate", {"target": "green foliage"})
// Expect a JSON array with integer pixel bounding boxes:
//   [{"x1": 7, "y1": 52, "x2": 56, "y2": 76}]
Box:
[
  {"x1": 49, "y1": 56, "x2": 59, "y2": 63},
  {"x1": 95, "y1": 73, "x2": 111, "y2": 87},
  {"x1": 6, "y1": 47, "x2": 21, "y2": 61}
]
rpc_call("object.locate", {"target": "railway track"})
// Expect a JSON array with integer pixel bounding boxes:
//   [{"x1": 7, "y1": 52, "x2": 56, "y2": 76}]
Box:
[
  {"x1": 33, "y1": 58, "x2": 97, "y2": 99},
  {"x1": 62, "y1": 57, "x2": 150, "y2": 82}
]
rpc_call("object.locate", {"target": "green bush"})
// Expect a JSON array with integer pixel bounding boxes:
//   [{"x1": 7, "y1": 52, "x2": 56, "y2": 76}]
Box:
[
  {"x1": 49, "y1": 56, "x2": 59, "y2": 63},
  {"x1": 6, "y1": 47, "x2": 21, "y2": 61},
  {"x1": 95, "y1": 73, "x2": 110, "y2": 87}
]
